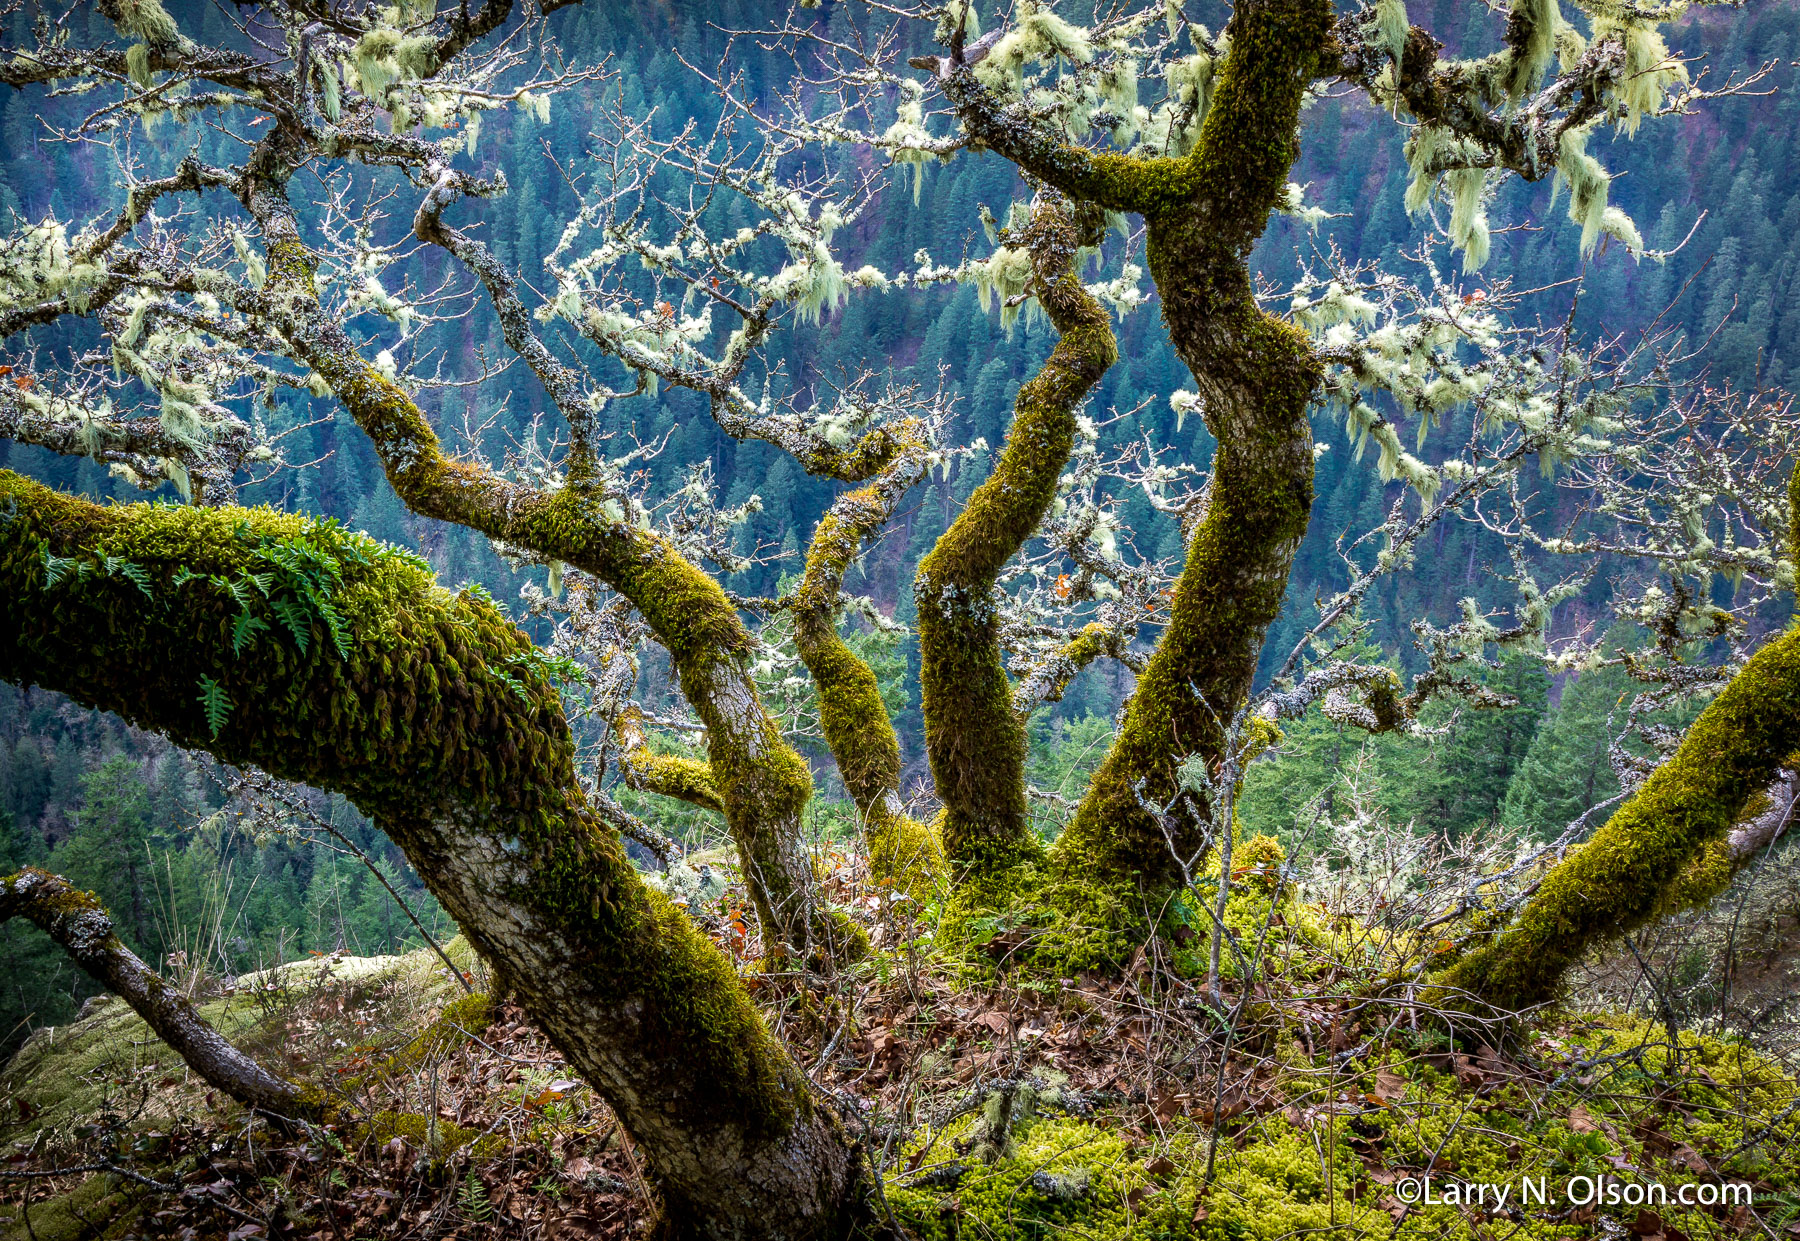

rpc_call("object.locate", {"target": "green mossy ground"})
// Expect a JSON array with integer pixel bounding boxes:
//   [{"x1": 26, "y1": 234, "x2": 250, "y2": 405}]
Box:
[{"x1": 885, "y1": 1016, "x2": 1797, "y2": 1241}]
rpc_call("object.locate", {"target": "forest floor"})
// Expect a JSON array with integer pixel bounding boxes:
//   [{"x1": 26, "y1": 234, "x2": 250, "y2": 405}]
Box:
[{"x1": 3, "y1": 844, "x2": 1799, "y2": 1241}]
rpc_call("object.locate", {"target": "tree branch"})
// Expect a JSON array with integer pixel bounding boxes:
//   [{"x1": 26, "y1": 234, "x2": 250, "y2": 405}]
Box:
[{"x1": 1, "y1": 867, "x2": 308, "y2": 1115}]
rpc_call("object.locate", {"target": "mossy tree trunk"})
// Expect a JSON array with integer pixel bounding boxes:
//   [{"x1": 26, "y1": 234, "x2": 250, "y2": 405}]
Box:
[
  {"x1": 938, "y1": 0, "x2": 1331, "y2": 941},
  {"x1": 1045, "y1": 0, "x2": 1329, "y2": 901},
  {"x1": 1, "y1": 867, "x2": 308, "y2": 1116},
  {"x1": 790, "y1": 425, "x2": 946, "y2": 902},
  {"x1": 0, "y1": 471, "x2": 859, "y2": 1239},
  {"x1": 1438, "y1": 626, "x2": 1800, "y2": 1015},
  {"x1": 242, "y1": 179, "x2": 848, "y2": 964},
  {"x1": 913, "y1": 199, "x2": 1117, "y2": 897}
]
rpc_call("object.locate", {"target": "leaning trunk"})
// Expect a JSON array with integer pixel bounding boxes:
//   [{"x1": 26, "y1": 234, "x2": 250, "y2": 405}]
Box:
[{"x1": 0, "y1": 471, "x2": 860, "y2": 1239}]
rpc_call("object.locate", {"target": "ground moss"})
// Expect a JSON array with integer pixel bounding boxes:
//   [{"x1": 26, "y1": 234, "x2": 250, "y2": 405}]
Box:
[
  {"x1": 0, "y1": 1170, "x2": 140, "y2": 1241},
  {"x1": 366, "y1": 993, "x2": 493, "y2": 1082},
  {"x1": 361, "y1": 1109, "x2": 505, "y2": 1164}
]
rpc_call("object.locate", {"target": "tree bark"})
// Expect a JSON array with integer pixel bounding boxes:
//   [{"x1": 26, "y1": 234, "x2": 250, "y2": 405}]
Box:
[
  {"x1": 0, "y1": 470, "x2": 859, "y2": 1239},
  {"x1": 1, "y1": 867, "x2": 307, "y2": 1116}
]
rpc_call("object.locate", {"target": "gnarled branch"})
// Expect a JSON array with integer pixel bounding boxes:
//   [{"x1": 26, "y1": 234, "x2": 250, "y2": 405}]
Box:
[{"x1": 2, "y1": 867, "x2": 307, "y2": 1115}]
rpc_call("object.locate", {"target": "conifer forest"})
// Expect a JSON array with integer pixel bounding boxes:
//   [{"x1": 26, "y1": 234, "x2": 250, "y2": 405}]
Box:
[{"x1": 5, "y1": 0, "x2": 1800, "y2": 1236}]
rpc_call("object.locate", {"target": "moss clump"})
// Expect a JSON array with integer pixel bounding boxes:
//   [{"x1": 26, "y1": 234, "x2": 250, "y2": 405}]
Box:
[
  {"x1": 361, "y1": 1110, "x2": 505, "y2": 1164},
  {"x1": 0, "y1": 1170, "x2": 141, "y2": 1241},
  {"x1": 887, "y1": 1111, "x2": 1183, "y2": 1240},
  {"x1": 367, "y1": 993, "x2": 492, "y2": 1082}
]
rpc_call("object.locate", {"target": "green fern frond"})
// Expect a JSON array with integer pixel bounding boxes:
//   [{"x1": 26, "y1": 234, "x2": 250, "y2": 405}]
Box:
[
  {"x1": 270, "y1": 596, "x2": 313, "y2": 653},
  {"x1": 40, "y1": 551, "x2": 77, "y2": 588},
  {"x1": 104, "y1": 557, "x2": 155, "y2": 599},
  {"x1": 231, "y1": 611, "x2": 270, "y2": 655},
  {"x1": 196, "y1": 675, "x2": 232, "y2": 737}
]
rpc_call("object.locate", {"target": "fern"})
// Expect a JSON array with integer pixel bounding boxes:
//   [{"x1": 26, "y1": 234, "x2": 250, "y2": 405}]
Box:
[
  {"x1": 231, "y1": 610, "x2": 270, "y2": 655},
  {"x1": 490, "y1": 668, "x2": 532, "y2": 704},
  {"x1": 269, "y1": 596, "x2": 314, "y2": 653},
  {"x1": 196, "y1": 675, "x2": 232, "y2": 737},
  {"x1": 458, "y1": 1172, "x2": 494, "y2": 1223},
  {"x1": 104, "y1": 556, "x2": 154, "y2": 600},
  {"x1": 40, "y1": 550, "x2": 77, "y2": 588}
]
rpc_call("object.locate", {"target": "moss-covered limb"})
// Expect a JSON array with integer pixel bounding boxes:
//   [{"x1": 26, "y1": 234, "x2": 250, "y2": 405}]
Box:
[
  {"x1": 792, "y1": 424, "x2": 945, "y2": 899},
  {"x1": 0, "y1": 471, "x2": 860, "y2": 1237},
  {"x1": 615, "y1": 706, "x2": 725, "y2": 815},
  {"x1": 252, "y1": 203, "x2": 830, "y2": 961},
  {"x1": 932, "y1": 64, "x2": 1174, "y2": 215},
  {"x1": 1182, "y1": 0, "x2": 1337, "y2": 246},
  {"x1": 1011, "y1": 621, "x2": 1139, "y2": 718},
  {"x1": 0, "y1": 867, "x2": 308, "y2": 1116},
  {"x1": 915, "y1": 201, "x2": 1117, "y2": 879},
  {"x1": 1044, "y1": 0, "x2": 1329, "y2": 925},
  {"x1": 1437, "y1": 627, "x2": 1800, "y2": 1015},
  {"x1": 1652, "y1": 768, "x2": 1800, "y2": 919}
]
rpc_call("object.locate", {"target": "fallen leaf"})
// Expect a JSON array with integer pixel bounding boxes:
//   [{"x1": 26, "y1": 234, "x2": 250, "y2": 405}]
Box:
[
  {"x1": 1372, "y1": 1068, "x2": 1407, "y2": 1104},
  {"x1": 1670, "y1": 1144, "x2": 1708, "y2": 1174}
]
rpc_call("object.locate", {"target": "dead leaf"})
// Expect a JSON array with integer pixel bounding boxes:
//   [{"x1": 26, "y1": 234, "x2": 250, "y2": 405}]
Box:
[
  {"x1": 972, "y1": 1011, "x2": 1010, "y2": 1038},
  {"x1": 1670, "y1": 1144, "x2": 1708, "y2": 1174},
  {"x1": 1567, "y1": 1105, "x2": 1599, "y2": 1133},
  {"x1": 1372, "y1": 1068, "x2": 1406, "y2": 1104},
  {"x1": 1143, "y1": 1156, "x2": 1175, "y2": 1178},
  {"x1": 1630, "y1": 1209, "x2": 1664, "y2": 1236}
]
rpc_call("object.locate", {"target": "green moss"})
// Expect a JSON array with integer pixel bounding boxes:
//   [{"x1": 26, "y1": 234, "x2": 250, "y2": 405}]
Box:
[
  {"x1": 366, "y1": 993, "x2": 493, "y2": 1082},
  {"x1": 865, "y1": 810, "x2": 947, "y2": 907},
  {"x1": 881, "y1": 1014, "x2": 1798, "y2": 1241},
  {"x1": 0, "y1": 1171, "x2": 140, "y2": 1241},
  {"x1": 361, "y1": 1110, "x2": 505, "y2": 1164},
  {"x1": 1439, "y1": 624, "x2": 1800, "y2": 1013}
]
